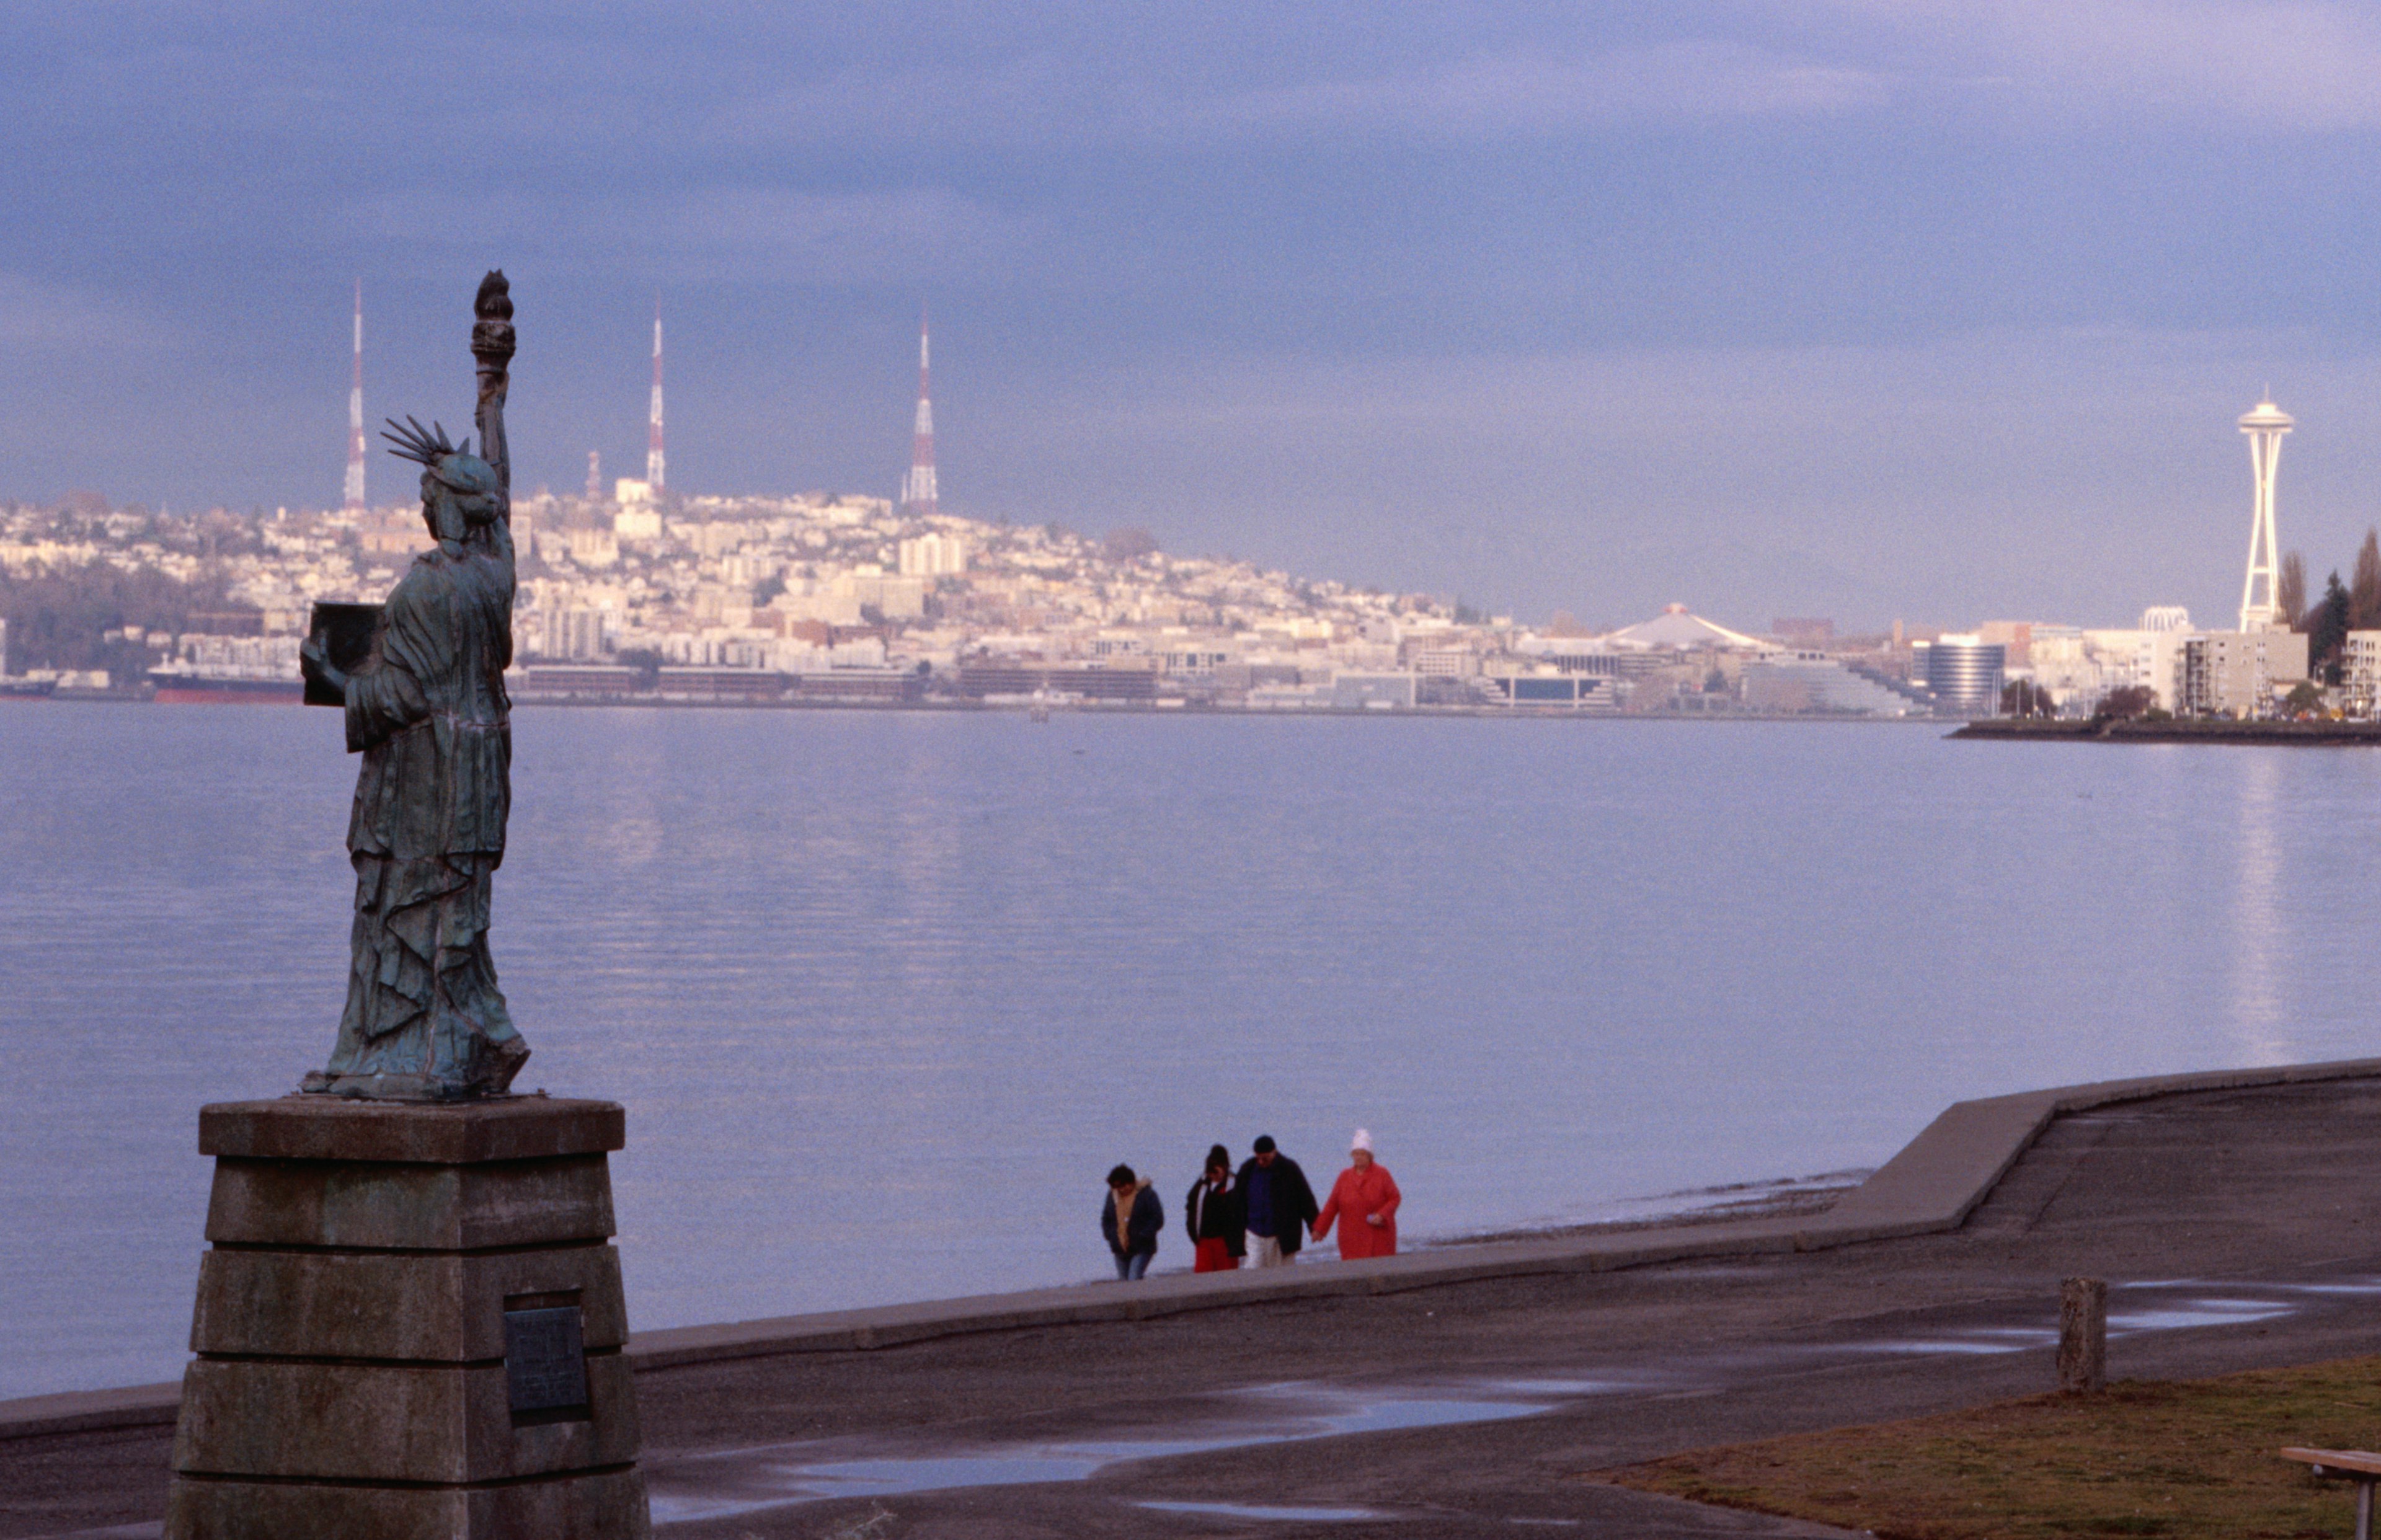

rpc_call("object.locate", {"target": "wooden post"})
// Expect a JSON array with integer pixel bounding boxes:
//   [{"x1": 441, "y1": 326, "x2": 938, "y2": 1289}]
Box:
[{"x1": 2059, "y1": 1276, "x2": 2108, "y2": 1394}]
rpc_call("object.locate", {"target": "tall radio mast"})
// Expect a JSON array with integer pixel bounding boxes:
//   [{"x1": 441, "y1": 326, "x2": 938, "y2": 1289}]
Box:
[
  {"x1": 343, "y1": 280, "x2": 366, "y2": 507},
  {"x1": 646, "y1": 299, "x2": 666, "y2": 492},
  {"x1": 900, "y1": 311, "x2": 936, "y2": 515}
]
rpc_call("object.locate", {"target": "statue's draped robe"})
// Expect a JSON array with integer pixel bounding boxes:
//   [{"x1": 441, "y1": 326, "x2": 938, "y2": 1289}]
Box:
[{"x1": 324, "y1": 529, "x2": 520, "y2": 1091}]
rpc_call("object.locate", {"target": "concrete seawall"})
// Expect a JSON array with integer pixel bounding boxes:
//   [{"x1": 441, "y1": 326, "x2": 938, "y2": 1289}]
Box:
[{"x1": 11, "y1": 1053, "x2": 2379, "y2": 1443}]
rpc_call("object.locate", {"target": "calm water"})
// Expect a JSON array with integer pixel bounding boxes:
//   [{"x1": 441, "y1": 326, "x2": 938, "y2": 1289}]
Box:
[{"x1": 4, "y1": 704, "x2": 2379, "y2": 1399}]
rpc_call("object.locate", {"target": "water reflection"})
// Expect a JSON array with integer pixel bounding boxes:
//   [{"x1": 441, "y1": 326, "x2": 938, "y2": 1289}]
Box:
[{"x1": 2226, "y1": 751, "x2": 2287, "y2": 1056}]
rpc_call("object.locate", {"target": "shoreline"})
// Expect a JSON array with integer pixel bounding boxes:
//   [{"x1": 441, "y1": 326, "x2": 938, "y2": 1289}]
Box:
[
  {"x1": 11, "y1": 1053, "x2": 2375, "y2": 1444},
  {"x1": 12, "y1": 691, "x2": 1956, "y2": 724},
  {"x1": 1433, "y1": 1170, "x2": 1868, "y2": 1247},
  {"x1": 1953, "y1": 717, "x2": 2381, "y2": 746}
]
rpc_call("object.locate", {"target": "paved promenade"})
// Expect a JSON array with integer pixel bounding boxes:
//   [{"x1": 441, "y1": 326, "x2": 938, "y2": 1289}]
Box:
[{"x1": 9, "y1": 1067, "x2": 2381, "y2": 1537}]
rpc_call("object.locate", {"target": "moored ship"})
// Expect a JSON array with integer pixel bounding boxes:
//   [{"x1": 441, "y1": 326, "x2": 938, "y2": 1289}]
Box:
[{"x1": 146, "y1": 664, "x2": 303, "y2": 704}]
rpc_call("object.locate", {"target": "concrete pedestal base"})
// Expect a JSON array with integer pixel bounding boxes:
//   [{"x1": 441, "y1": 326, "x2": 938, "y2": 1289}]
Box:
[{"x1": 164, "y1": 1096, "x2": 650, "y2": 1539}]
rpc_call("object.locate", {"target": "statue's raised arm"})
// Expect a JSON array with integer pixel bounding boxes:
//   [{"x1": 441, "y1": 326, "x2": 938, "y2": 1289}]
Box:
[{"x1": 471, "y1": 270, "x2": 515, "y2": 512}]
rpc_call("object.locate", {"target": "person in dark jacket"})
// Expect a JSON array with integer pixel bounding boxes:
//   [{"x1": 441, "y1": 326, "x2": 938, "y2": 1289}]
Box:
[
  {"x1": 1184, "y1": 1143, "x2": 1246, "y2": 1272},
  {"x1": 1100, "y1": 1163, "x2": 1164, "y2": 1280},
  {"x1": 1236, "y1": 1135, "x2": 1318, "y2": 1267}
]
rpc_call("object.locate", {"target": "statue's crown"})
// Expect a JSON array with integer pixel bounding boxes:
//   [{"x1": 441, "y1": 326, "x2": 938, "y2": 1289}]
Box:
[{"x1": 383, "y1": 416, "x2": 498, "y2": 497}]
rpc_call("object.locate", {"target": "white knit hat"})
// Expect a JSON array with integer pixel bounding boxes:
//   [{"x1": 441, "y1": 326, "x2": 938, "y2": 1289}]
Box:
[{"x1": 1350, "y1": 1128, "x2": 1373, "y2": 1153}]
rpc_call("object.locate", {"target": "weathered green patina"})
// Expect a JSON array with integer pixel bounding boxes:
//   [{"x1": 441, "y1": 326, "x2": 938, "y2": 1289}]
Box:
[{"x1": 301, "y1": 273, "x2": 528, "y2": 1100}]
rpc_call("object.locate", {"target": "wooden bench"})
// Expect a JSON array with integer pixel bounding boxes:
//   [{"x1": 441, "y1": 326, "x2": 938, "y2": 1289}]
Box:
[{"x1": 2283, "y1": 1448, "x2": 2381, "y2": 1538}]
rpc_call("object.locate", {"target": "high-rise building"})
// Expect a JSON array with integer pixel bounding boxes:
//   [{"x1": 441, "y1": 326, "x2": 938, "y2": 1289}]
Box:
[
  {"x1": 897, "y1": 531, "x2": 969, "y2": 577},
  {"x1": 647, "y1": 303, "x2": 666, "y2": 492},
  {"x1": 1917, "y1": 634, "x2": 2006, "y2": 715},
  {"x1": 585, "y1": 450, "x2": 602, "y2": 501},
  {"x1": 2180, "y1": 629, "x2": 2308, "y2": 717},
  {"x1": 2238, "y1": 396, "x2": 2293, "y2": 631},
  {"x1": 344, "y1": 281, "x2": 366, "y2": 508},
  {"x1": 900, "y1": 313, "x2": 936, "y2": 515}
]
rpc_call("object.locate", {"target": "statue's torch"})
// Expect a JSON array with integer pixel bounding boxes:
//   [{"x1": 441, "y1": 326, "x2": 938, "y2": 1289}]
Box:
[{"x1": 471, "y1": 270, "x2": 515, "y2": 495}]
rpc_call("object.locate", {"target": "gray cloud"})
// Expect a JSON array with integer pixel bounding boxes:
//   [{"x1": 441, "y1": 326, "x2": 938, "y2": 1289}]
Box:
[
  {"x1": 1828, "y1": 0, "x2": 2381, "y2": 128},
  {"x1": 1186, "y1": 43, "x2": 1892, "y2": 137},
  {"x1": 344, "y1": 185, "x2": 1032, "y2": 285}
]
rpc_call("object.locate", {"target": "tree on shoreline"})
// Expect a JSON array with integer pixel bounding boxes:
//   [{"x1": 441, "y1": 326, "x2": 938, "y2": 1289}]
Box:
[
  {"x1": 2000, "y1": 678, "x2": 2056, "y2": 718},
  {"x1": 2094, "y1": 684, "x2": 2155, "y2": 722},
  {"x1": 2310, "y1": 571, "x2": 2351, "y2": 684},
  {"x1": 2352, "y1": 529, "x2": 2381, "y2": 632}
]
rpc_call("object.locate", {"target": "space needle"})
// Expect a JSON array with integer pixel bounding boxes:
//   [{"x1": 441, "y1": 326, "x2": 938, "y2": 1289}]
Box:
[{"x1": 2237, "y1": 395, "x2": 2294, "y2": 632}]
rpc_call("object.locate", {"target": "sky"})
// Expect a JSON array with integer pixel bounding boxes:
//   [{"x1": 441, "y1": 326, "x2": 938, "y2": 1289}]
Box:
[{"x1": 7, "y1": 1, "x2": 2381, "y2": 630}]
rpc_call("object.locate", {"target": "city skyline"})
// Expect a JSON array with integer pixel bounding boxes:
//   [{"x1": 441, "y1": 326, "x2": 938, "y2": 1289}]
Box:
[
  {"x1": 285, "y1": 290, "x2": 2368, "y2": 637},
  {"x1": 7, "y1": 5, "x2": 2381, "y2": 631}
]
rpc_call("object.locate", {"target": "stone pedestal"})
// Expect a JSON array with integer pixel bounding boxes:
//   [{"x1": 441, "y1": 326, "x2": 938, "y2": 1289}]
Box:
[{"x1": 164, "y1": 1096, "x2": 650, "y2": 1539}]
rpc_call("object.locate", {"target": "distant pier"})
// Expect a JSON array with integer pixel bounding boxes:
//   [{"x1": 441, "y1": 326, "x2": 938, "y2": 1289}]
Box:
[{"x1": 1954, "y1": 717, "x2": 2381, "y2": 745}]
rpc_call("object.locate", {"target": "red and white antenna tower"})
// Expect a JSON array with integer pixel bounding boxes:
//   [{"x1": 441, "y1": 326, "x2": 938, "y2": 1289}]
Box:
[
  {"x1": 646, "y1": 299, "x2": 666, "y2": 492},
  {"x1": 343, "y1": 280, "x2": 366, "y2": 507},
  {"x1": 900, "y1": 311, "x2": 937, "y2": 515}
]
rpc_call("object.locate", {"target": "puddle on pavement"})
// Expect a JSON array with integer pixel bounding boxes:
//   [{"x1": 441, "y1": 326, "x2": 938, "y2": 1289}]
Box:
[
  {"x1": 2111, "y1": 1301, "x2": 2294, "y2": 1331},
  {"x1": 1483, "y1": 1378, "x2": 1631, "y2": 1397},
  {"x1": 649, "y1": 1388, "x2": 1559, "y2": 1524},
  {"x1": 2124, "y1": 1278, "x2": 2381, "y2": 1298},
  {"x1": 1267, "y1": 1394, "x2": 1552, "y2": 1438},
  {"x1": 1854, "y1": 1288, "x2": 2314, "y2": 1357},
  {"x1": 1140, "y1": 1500, "x2": 1385, "y2": 1521},
  {"x1": 745, "y1": 1442, "x2": 1230, "y2": 1503}
]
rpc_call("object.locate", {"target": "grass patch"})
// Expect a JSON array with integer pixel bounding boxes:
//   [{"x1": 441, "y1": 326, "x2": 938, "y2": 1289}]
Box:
[{"x1": 1598, "y1": 1355, "x2": 2381, "y2": 1539}]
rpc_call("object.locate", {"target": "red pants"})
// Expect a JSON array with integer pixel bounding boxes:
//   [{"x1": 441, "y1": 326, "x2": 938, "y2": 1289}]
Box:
[{"x1": 1194, "y1": 1237, "x2": 1239, "y2": 1273}]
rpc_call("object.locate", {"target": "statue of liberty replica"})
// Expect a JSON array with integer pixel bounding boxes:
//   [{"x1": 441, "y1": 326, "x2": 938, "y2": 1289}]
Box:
[
  {"x1": 301, "y1": 271, "x2": 530, "y2": 1100},
  {"x1": 168, "y1": 272, "x2": 649, "y2": 1531}
]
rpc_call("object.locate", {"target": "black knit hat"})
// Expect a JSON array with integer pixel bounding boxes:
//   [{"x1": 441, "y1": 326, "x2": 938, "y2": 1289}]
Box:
[
  {"x1": 1107, "y1": 1164, "x2": 1136, "y2": 1188},
  {"x1": 1252, "y1": 1135, "x2": 1276, "y2": 1154}
]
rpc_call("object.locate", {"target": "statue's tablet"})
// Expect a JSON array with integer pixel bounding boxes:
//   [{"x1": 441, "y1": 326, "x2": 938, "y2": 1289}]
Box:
[{"x1": 304, "y1": 602, "x2": 379, "y2": 707}]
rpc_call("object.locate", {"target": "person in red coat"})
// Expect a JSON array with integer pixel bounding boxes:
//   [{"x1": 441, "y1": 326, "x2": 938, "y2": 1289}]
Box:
[{"x1": 1313, "y1": 1128, "x2": 1400, "y2": 1260}]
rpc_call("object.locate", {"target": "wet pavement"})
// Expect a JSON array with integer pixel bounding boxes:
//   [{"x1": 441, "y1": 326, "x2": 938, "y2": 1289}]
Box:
[
  {"x1": 647, "y1": 1386, "x2": 1563, "y2": 1523},
  {"x1": 638, "y1": 1262, "x2": 2381, "y2": 1535},
  {"x1": 12, "y1": 1079, "x2": 2381, "y2": 1538}
]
